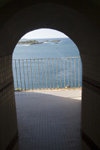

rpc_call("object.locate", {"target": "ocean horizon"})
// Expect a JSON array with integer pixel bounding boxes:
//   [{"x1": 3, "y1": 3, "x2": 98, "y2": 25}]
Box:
[{"x1": 12, "y1": 38, "x2": 82, "y2": 89}]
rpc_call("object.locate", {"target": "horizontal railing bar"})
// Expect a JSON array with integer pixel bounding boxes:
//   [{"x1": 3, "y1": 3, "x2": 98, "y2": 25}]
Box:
[{"x1": 13, "y1": 57, "x2": 80, "y2": 60}]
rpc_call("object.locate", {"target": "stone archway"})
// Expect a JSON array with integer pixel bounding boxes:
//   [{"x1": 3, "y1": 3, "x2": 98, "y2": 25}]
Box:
[
  {"x1": 0, "y1": 3, "x2": 99, "y2": 56},
  {"x1": 0, "y1": 3, "x2": 100, "y2": 150}
]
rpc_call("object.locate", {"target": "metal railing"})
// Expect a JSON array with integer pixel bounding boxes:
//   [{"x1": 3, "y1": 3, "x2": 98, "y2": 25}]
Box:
[{"x1": 12, "y1": 57, "x2": 82, "y2": 90}]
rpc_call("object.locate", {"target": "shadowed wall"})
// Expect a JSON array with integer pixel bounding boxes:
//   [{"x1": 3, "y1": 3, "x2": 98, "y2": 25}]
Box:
[{"x1": 0, "y1": 1, "x2": 100, "y2": 150}]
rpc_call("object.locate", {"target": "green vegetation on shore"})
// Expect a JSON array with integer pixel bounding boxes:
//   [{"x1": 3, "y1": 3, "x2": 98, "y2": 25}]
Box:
[
  {"x1": 18, "y1": 39, "x2": 60, "y2": 45},
  {"x1": 18, "y1": 40, "x2": 43, "y2": 45}
]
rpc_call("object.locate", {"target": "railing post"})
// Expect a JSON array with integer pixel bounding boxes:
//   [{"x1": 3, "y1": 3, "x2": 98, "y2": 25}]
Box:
[
  {"x1": 60, "y1": 58, "x2": 62, "y2": 88},
  {"x1": 38, "y1": 59, "x2": 41, "y2": 89},
  {"x1": 67, "y1": 58, "x2": 69, "y2": 87},
  {"x1": 52, "y1": 58, "x2": 55, "y2": 89},
  {"x1": 15, "y1": 60, "x2": 19, "y2": 89},
  {"x1": 30, "y1": 60, "x2": 33, "y2": 90},
  {"x1": 22, "y1": 60, "x2": 26, "y2": 90},
  {"x1": 74, "y1": 58, "x2": 76, "y2": 88},
  {"x1": 78, "y1": 57, "x2": 80, "y2": 87},
  {"x1": 63, "y1": 58, "x2": 65, "y2": 88},
  {"x1": 45, "y1": 59, "x2": 48, "y2": 89},
  {"x1": 71, "y1": 58, "x2": 73, "y2": 88},
  {"x1": 41, "y1": 59, "x2": 44, "y2": 89},
  {"x1": 56, "y1": 58, "x2": 58, "y2": 89},
  {"x1": 48, "y1": 58, "x2": 51, "y2": 89},
  {"x1": 19, "y1": 60, "x2": 22, "y2": 89},
  {"x1": 26, "y1": 60, "x2": 30, "y2": 89},
  {"x1": 33, "y1": 59, "x2": 37, "y2": 89}
]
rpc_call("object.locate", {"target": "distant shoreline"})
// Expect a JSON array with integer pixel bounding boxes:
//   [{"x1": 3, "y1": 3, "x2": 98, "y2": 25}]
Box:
[{"x1": 18, "y1": 39, "x2": 61, "y2": 45}]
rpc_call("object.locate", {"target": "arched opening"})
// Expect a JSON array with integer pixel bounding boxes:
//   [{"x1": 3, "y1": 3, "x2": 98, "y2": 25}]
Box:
[
  {"x1": 0, "y1": 2, "x2": 100, "y2": 150},
  {"x1": 12, "y1": 28, "x2": 82, "y2": 90},
  {"x1": 12, "y1": 28, "x2": 82, "y2": 149}
]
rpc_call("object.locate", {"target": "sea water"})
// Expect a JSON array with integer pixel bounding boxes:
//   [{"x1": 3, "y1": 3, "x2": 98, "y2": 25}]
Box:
[{"x1": 12, "y1": 38, "x2": 82, "y2": 89}]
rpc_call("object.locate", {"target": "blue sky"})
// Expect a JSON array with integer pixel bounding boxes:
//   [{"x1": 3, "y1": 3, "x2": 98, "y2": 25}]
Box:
[{"x1": 21, "y1": 28, "x2": 68, "y2": 39}]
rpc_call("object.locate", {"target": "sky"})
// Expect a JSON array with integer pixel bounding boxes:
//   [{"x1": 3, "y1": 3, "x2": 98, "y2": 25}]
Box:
[{"x1": 21, "y1": 28, "x2": 68, "y2": 39}]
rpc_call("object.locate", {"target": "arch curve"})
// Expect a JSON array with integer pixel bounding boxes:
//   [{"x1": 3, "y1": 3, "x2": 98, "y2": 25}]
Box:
[
  {"x1": 0, "y1": 2, "x2": 100, "y2": 150},
  {"x1": 0, "y1": 3, "x2": 99, "y2": 57}
]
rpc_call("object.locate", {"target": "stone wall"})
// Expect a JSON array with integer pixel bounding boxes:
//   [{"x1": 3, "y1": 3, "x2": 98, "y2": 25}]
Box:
[
  {"x1": 0, "y1": 1, "x2": 100, "y2": 150},
  {"x1": 81, "y1": 54, "x2": 100, "y2": 149},
  {"x1": 0, "y1": 55, "x2": 19, "y2": 150}
]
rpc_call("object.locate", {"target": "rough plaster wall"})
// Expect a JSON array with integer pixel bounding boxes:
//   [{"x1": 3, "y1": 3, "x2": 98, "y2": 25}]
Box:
[
  {"x1": 0, "y1": 55, "x2": 19, "y2": 150},
  {"x1": 0, "y1": 2, "x2": 100, "y2": 150}
]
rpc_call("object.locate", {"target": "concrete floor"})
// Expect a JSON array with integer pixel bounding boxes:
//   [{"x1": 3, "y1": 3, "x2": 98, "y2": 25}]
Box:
[{"x1": 15, "y1": 89, "x2": 81, "y2": 150}]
